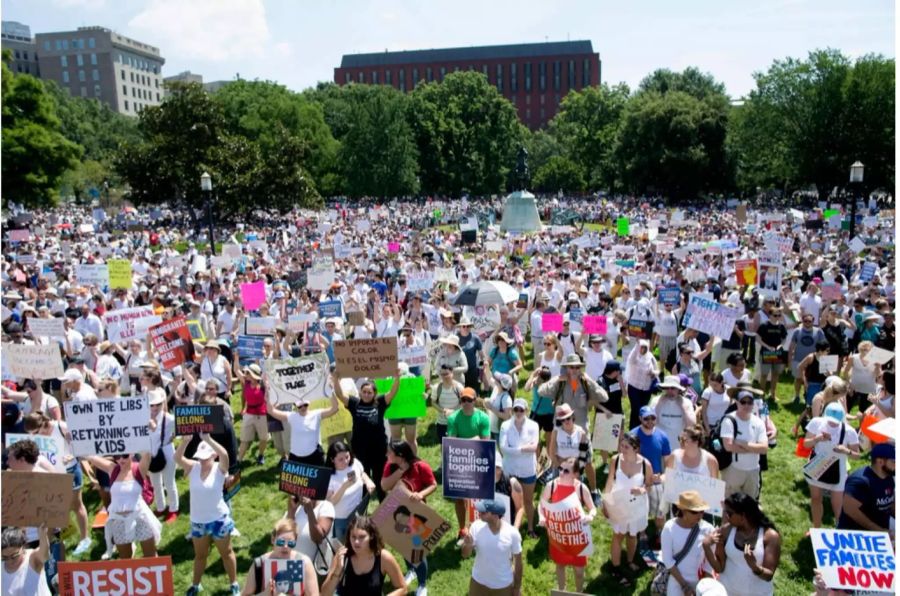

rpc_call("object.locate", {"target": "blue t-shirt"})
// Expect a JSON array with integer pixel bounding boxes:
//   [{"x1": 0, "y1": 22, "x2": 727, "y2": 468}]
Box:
[
  {"x1": 371, "y1": 281, "x2": 387, "y2": 299},
  {"x1": 837, "y1": 466, "x2": 895, "y2": 531},
  {"x1": 489, "y1": 347, "x2": 520, "y2": 375},
  {"x1": 630, "y1": 426, "x2": 672, "y2": 474}
]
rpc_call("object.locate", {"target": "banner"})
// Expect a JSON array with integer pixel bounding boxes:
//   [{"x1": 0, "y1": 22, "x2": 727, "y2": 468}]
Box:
[
  {"x1": 103, "y1": 306, "x2": 161, "y2": 343},
  {"x1": 540, "y1": 491, "x2": 594, "y2": 558},
  {"x1": 279, "y1": 461, "x2": 331, "y2": 500},
  {"x1": 237, "y1": 335, "x2": 266, "y2": 365},
  {"x1": 240, "y1": 281, "x2": 267, "y2": 311},
  {"x1": 442, "y1": 438, "x2": 495, "y2": 500},
  {"x1": 811, "y1": 529, "x2": 895, "y2": 593},
  {"x1": 58, "y1": 557, "x2": 175, "y2": 596},
  {"x1": 308, "y1": 253, "x2": 335, "y2": 291},
  {"x1": 3, "y1": 343, "x2": 64, "y2": 379},
  {"x1": 174, "y1": 405, "x2": 226, "y2": 435},
  {"x1": 107, "y1": 259, "x2": 133, "y2": 289},
  {"x1": 582, "y1": 315, "x2": 607, "y2": 335},
  {"x1": 663, "y1": 469, "x2": 727, "y2": 516},
  {"x1": 542, "y1": 312, "x2": 564, "y2": 333},
  {"x1": 76, "y1": 263, "x2": 109, "y2": 288},
  {"x1": 27, "y1": 317, "x2": 66, "y2": 339},
  {"x1": 149, "y1": 316, "x2": 194, "y2": 370},
  {"x1": 683, "y1": 295, "x2": 740, "y2": 339},
  {"x1": 377, "y1": 376, "x2": 427, "y2": 419},
  {"x1": 658, "y1": 288, "x2": 681, "y2": 306},
  {"x1": 735, "y1": 259, "x2": 759, "y2": 286},
  {"x1": 371, "y1": 487, "x2": 452, "y2": 563},
  {"x1": 5, "y1": 433, "x2": 66, "y2": 472},
  {"x1": 245, "y1": 316, "x2": 277, "y2": 336},
  {"x1": 263, "y1": 354, "x2": 330, "y2": 406},
  {"x1": 333, "y1": 337, "x2": 398, "y2": 379},
  {"x1": 1, "y1": 471, "x2": 74, "y2": 528},
  {"x1": 64, "y1": 396, "x2": 151, "y2": 456},
  {"x1": 318, "y1": 300, "x2": 343, "y2": 320},
  {"x1": 591, "y1": 413, "x2": 623, "y2": 452}
]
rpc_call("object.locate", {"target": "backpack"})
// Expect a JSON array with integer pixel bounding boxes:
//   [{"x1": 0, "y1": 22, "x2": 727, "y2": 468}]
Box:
[
  {"x1": 111, "y1": 460, "x2": 155, "y2": 506},
  {"x1": 708, "y1": 414, "x2": 739, "y2": 471}
]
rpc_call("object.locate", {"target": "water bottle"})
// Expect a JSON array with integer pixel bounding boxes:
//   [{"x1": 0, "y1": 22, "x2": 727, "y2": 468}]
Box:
[{"x1": 712, "y1": 438, "x2": 722, "y2": 452}]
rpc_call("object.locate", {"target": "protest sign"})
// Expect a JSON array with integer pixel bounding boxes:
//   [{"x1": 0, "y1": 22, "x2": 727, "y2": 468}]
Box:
[
  {"x1": 64, "y1": 396, "x2": 151, "y2": 457},
  {"x1": 582, "y1": 315, "x2": 607, "y2": 335},
  {"x1": 485, "y1": 240, "x2": 503, "y2": 253},
  {"x1": 810, "y1": 529, "x2": 895, "y2": 593},
  {"x1": 542, "y1": 312, "x2": 564, "y2": 333},
  {"x1": 58, "y1": 557, "x2": 175, "y2": 596},
  {"x1": 345, "y1": 310, "x2": 365, "y2": 326},
  {"x1": 658, "y1": 288, "x2": 681, "y2": 306},
  {"x1": 601, "y1": 487, "x2": 649, "y2": 530},
  {"x1": 8, "y1": 229, "x2": 30, "y2": 242},
  {"x1": 860, "y1": 262, "x2": 877, "y2": 282},
  {"x1": 240, "y1": 281, "x2": 267, "y2": 311},
  {"x1": 821, "y1": 282, "x2": 843, "y2": 302},
  {"x1": 627, "y1": 318, "x2": 654, "y2": 340},
  {"x1": 616, "y1": 217, "x2": 630, "y2": 236},
  {"x1": 186, "y1": 319, "x2": 206, "y2": 342},
  {"x1": 149, "y1": 316, "x2": 194, "y2": 370},
  {"x1": 27, "y1": 317, "x2": 66, "y2": 339},
  {"x1": 434, "y1": 267, "x2": 457, "y2": 284},
  {"x1": 803, "y1": 451, "x2": 840, "y2": 482},
  {"x1": 333, "y1": 337, "x2": 398, "y2": 379},
  {"x1": 683, "y1": 295, "x2": 741, "y2": 339},
  {"x1": 377, "y1": 376, "x2": 427, "y2": 420},
  {"x1": 310, "y1": 398, "x2": 353, "y2": 441},
  {"x1": 3, "y1": 343, "x2": 64, "y2": 379},
  {"x1": 318, "y1": 300, "x2": 343, "y2": 320},
  {"x1": 516, "y1": 293, "x2": 529, "y2": 309},
  {"x1": 736, "y1": 204, "x2": 747, "y2": 222},
  {"x1": 287, "y1": 312, "x2": 317, "y2": 333},
  {"x1": 757, "y1": 250, "x2": 783, "y2": 298},
  {"x1": 79, "y1": 223, "x2": 95, "y2": 234},
  {"x1": 442, "y1": 438, "x2": 495, "y2": 500},
  {"x1": 237, "y1": 335, "x2": 266, "y2": 365},
  {"x1": 388, "y1": 241, "x2": 401, "y2": 253},
  {"x1": 174, "y1": 405, "x2": 226, "y2": 436},
  {"x1": 867, "y1": 346, "x2": 894, "y2": 366},
  {"x1": 210, "y1": 255, "x2": 232, "y2": 269},
  {"x1": 407, "y1": 270, "x2": 435, "y2": 292},
  {"x1": 663, "y1": 470, "x2": 727, "y2": 516},
  {"x1": 764, "y1": 234, "x2": 793, "y2": 254},
  {"x1": 5, "y1": 433, "x2": 67, "y2": 472},
  {"x1": 819, "y1": 355, "x2": 840, "y2": 375},
  {"x1": 356, "y1": 219, "x2": 371, "y2": 232},
  {"x1": 735, "y1": 259, "x2": 759, "y2": 286},
  {"x1": 463, "y1": 306, "x2": 500, "y2": 340},
  {"x1": 849, "y1": 237, "x2": 867, "y2": 254},
  {"x1": 279, "y1": 461, "x2": 331, "y2": 500},
  {"x1": 372, "y1": 487, "x2": 452, "y2": 563},
  {"x1": 245, "y1": 316, "x2": 277, "y2": 336},
  {"x1": 259, "y1": 558, "x2": 310, "y2": 595},
  {"x1": 399, "y1": 344, "x2": 428, "y2": 368},
  {"x1": 1, "y1": 471, "x2": 74, "y2": 528},
  {"x1": 540, "y1": 491, "x2": 594, "y2": 558},
  {"x1": 263, "y1": 354, "x2": 330, "y2": 406},
  {"x1": 222, "y1": 243, "x2": 242, "y2": 259},
  {"x1": 591, "y1": 413, "x2": 624, "y2": 452},
  {"x1": 103, "y1": 306, "x2": 161, "y2": 343},
  {"x1": 76, "y1": 263, "x2": 109, "y2": 288},
  {"x1": 107, "y1": 259, "x2": 133, "y2": 289}
]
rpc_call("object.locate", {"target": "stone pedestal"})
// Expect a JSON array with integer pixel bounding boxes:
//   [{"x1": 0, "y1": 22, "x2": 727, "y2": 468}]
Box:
[{"x1": 500, "y1": 189, "x2": 542, "y2": 234}]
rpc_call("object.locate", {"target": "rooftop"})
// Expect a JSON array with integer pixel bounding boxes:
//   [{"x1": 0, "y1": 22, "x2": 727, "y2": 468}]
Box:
[{"x1": 340, "y1": 40, "x2": 594, "y2": 68}]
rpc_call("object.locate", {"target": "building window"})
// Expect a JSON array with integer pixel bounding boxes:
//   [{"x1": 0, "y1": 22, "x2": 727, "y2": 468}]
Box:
[
  {"x1": 524, "y1": 62, "x2": 532, "y2": 92},
  {"x1": 124, "y1": 100, "x2": 129, "y2": 111},
  {"x1": 88, "y1": 38, "x2": 95, "y2": 48},
  {"x1": 553, "y1": 61, "x2": 560, "y2": 91},
  {"x1": 78, "y1": 70, "x2": 85, "y2": 82},
  {"x1": 426, "y1": 67, "x2": 432, "y2": 82},
  {"x1": 453, "y1": 66, "x2": 460, "y2": 72},
  {"x1": 156, "y1": 92, "x2": 160, "y2": 101},
  {"x1": 130, "y1": 72, "x2": 134, "y2": 83},
  {"x1": 122, "y1": 84, "x2": 127, "y2": 95},
  {"x1": 412, "y1": 68, "x2": 418, "y2": 86},
  {"x1": 61, "y1": 55, "x2": 68, "y2": 67},
  {"x1": 539, "y1": 62, "x2": 546, "y2": 91},
  {"x1": 525, "y1": 95, "x2": 530, "y2": 105},
  {"x1": 23, "y1": 51, "x2": 28, "y2": 60},
  {"x1": 16, "y1": 65, "x2": 22, "y2": 73},
  {"x1": 62, "y1": 71, "x2": 69, "y2": 83},
  {"x1": 43, "y1": 41, "x2": 50, "y2": 51},
  {"x1": 510, "y1": 63, "x2": 518, "y2": 92},
  {"x1": 14, "y1": 50, "x2": 20, "y2": 59},
  {"x1": 357, "y1": 71, "x2": 364, "y2": 83},
  {"x1": 121, "y1": 70, "x2": 125, "y2": 80},
  {"x1": 583, "y1": 59, "x2": 590, "y2": 86},
  {"x1": 371, "y1": 70, "x2": 378, "y2": 84},
  {"x1": 398, "y1": 69, "x2": 405, "y2": 91},
  {"x1": 62, "y1": 40, "x2": 69, "y2": 50},
  {"x1": 568, "y1": 60, "x2": 575, "y2": 90},
  {"x1": 155, "y1": 79, "x2": 159, "y2": 88},
  {"x1": 439, "y1": 66, "x2": 446, "y2": 81},
  {"x1": 92, "y1": 69, "x2": 99, "y2": 81},
  {"x1": 55, "y1": 40, "x2": 62, "y2": 50},
  {"x1": 496, "y1": 63, "x2": 503, "y2": 92},
  {"x1": 385, "y1": 70, "x2": 392, "y2": 86},
  {"x1": 94, "y1": 84, "x2": 101, "y2": 96},
  {"x1": 344, "y1": 72, "x2": 350, "y2": 84},
  {"x1": 132, "y1": 87, "x2": 136, "y2": 97},
  {"x1": 526, "y1": 108, "x2": 531, "y2": 120},
  {"x1": 80, "y1": 86, "x2": 87, "y2": 97}
]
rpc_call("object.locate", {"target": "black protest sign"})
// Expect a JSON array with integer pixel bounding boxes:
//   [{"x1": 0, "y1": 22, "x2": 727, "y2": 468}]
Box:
[
  {"x1": 279, "y1": 460, "x2": 331, "y2": 500},
  {"x1": 173, "y1": 405, "x2": 226, "y2": 436}
]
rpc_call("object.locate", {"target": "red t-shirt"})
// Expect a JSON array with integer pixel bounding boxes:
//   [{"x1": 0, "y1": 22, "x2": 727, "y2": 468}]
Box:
[
  {"x1": 382, "y1": 460, "x2": 436, "y2": 497},
  {"x1": 242, "y1": 380, "x2": 267, "y2": 416}
]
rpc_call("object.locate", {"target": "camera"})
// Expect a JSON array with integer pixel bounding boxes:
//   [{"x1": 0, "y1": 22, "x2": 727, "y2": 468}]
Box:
[{"x1": 539, "y1": 368, "x2": 552, "y2": 381}]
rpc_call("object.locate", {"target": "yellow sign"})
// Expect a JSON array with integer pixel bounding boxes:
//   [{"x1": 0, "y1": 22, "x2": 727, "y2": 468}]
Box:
[
  {"x1": 107, "y1": 259, "x2": 132, "y2": 289},
  {"x1": 310, "y1": 398, "x2": 353, "y2": 442}
]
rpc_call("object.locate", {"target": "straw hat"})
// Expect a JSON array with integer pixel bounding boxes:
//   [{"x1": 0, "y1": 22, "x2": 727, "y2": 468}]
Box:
[
  {"x1": 554, "y1": 403, "x2": 575, "y2": 420},
  {"x1": 496, "y1": 331, "x2": 513, "y2": 345},
  {"x1": 725, "y1": 381, "x2": 763, "y2": 399},
  {"x1": 676, "y1": 490, "x2": 709, "y2": 512},
  {"x1": 439, "y1": 335, "x2": 461, "y2": 348},
  {"x1": 246, "y1": 363, "x2": 262, "y2": 380},
  {"x1": 560, "y1": 354, "x2": 584, "y2": 368},
  {"x1": 657, "y1": 375, "x2": 685, "y2": 392},
  {"x1": 203, "y1": 339, "x2": 221, "y2": 351},
  {"x1": 456, "y1": 316, "x2": 474, "y2": 327}
]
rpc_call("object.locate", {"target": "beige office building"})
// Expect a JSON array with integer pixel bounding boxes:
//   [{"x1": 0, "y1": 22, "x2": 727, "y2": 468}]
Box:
[{"x1": 34, "y1": 26, "x2": 165, "y2": 115}]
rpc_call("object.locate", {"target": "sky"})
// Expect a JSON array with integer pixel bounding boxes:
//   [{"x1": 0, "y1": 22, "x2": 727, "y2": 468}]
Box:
[{"x1": 2, "y1": 0, "x2": 895, "y2": 98}]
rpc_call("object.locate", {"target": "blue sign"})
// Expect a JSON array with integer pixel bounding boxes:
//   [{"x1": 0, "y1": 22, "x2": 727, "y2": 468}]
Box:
[
  {"x1": 860, "y1": 262, "x2": 877, "y2": 282},
  {"x1": 441, "y1": 438, "x2": 496, "y2": 500},
  {"x1": 659, "y1": 288, "x2": 681, "y2": 306},
  {"x1": 318, "y1": 300, "x2": 343, "y2": 320},
  {"x1": 236, "y1": 335, "x2": 266, "y2": 366}
]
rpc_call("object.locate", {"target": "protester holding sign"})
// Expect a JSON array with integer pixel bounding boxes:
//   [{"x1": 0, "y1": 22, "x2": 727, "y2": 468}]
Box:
[
  {"x1": 325, "y1": 441, "x2": 376, "y2": 543},
  {"x1": 802, "y1": 402, "x2": 860, "y2": 529},
  {"x1": 232, "y1": 360, "x2": 268, "y2": 466},
  {"x1": 1, "y1": 525, "x2": 51, "y2": 596},
  {"x1": 147, "y1": 389, "x2": 179, "y2": 524},
  {"x1": 240, "y1": 518, "x2": 319, "y2": 596},
  {"x1": 175, "y1": 433, "x2": 239, "y2": 596},
  {"x1": 199, "y1": 340, "x2": 233, "y2": 403}
]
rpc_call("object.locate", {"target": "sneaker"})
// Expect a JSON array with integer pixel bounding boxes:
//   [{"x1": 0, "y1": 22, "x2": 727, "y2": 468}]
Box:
[
  {"x1": 186, "y1": 585, "x2": 203, "y2": 596},
  {"x1": 416, "y1": 587, "x2": 428, "y2": 596},
  {"x1": 73, "y1": 538, "x2": 92, "y2": 557},
  {"x1": 164, "y1": 510, "x2": 179, "y2": 524},
  {"x1": 230, "y1": 582, "x2": 240, "y2": 595},
  {"x1": 231, "y1": 526, "x2": 241, "y2": 537},
  {"x1": 404, "y1": 570, "x2": 418, "y2": 587},
  {"x1": 100, "y1": 545, "x2": 115, "y2": 560},
  {"x1": 256, "y1": 455, "x2": 265, "y2": 466}
]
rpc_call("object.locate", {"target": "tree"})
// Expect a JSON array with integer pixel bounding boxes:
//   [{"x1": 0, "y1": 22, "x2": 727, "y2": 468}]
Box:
[
  {"x1": 1, "y1": 57, "x2": 81, "y2": 208},
  {"x1": 532, "y1": 156, "x2": 586, "y2": 193},
  {"x1": 638, "y1": 67, "x2": 727, "y2": 101},
  {"x1": 409, "y1": 71, "x2": 523, "y2": 197}
]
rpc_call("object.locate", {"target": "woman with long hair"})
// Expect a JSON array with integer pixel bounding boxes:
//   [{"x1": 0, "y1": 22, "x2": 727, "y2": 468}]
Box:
[
  {"x1": 702, "y1": 492, "x2": 781, "y2": 596},
  {"x1": 320, "y1": 516, "x2": 407, "y2": 596},
  {"x1": 240, "y1": 519, "x2": 318, "y2": 596},
  {"x1": 326, "y1": 441, "x2": 376, "y2": 543},
  {"x1": 841, "y1": 340, "x2": 881, "y2": 416}
]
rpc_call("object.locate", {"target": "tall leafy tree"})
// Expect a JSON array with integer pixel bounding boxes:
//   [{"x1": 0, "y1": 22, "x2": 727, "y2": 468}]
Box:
[
  {"x1": 1, "y1": 57, "x2": 81, "y2": 208},
  {"x1": 532, "y1": 156, "x2": 586, "y2": 193}
]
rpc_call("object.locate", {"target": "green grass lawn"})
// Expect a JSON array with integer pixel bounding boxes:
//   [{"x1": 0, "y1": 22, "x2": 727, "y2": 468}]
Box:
[{"x1": 66, "y1": 342, "x2": 831, "y2": 595}]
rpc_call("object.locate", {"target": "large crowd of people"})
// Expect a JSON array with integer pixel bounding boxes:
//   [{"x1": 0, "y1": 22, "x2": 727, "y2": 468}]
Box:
[{"x1": 1, "y1": 193, "x2": 895, "y2": 596}]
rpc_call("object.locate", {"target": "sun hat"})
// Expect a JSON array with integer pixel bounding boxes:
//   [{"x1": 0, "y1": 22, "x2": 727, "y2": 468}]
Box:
[
  {"x1": 726, "y1": 381, "x2": 764, "y2": 399},
  {"x1": 194, "y1": 442, "x2": 217, "y2": 460},
  {"x1": 440, "y1": 335, "x2": 461, "y2": 348},
  {"x1": 203, "y1": 339, "x2": 221, "y2": 351},
  {"x1": 560, "y1": 354, "x2": 584, "y2": 368},
  {"x1": 554, "y1": 403, "x2": 575, "y2": 420},
  {"x1": 147, "y1": 388, "x2": 166, "y2": 406},
  {"x1": 657, "y1": 375, "x2": 685, "y2": 392},
  {"x1": 456, "y1": 316, "x2": 474, "y2": 327},
  {"x1": 496, "y1": 331, "x2": 513, "y2": 344},
  {"x1": 246, "y1": 363, "x2": 262, "y2": 380},
  {"x1": 676, "y1": 490, "x2": 709, "y2": 512}
]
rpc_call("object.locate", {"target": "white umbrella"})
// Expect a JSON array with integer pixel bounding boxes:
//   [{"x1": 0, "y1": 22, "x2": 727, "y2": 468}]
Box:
[{"x1": 452, "y1": 280, "x2": 519, "y2": 306}]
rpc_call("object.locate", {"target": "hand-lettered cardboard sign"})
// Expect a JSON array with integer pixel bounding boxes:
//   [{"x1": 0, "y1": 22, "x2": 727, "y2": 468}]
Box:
[
  {"x1": 263, "y1": 354, "x2": 330, "y2": 406},
  {"x1": 810, "y1": 529, "x2": 895, "y2": 593},
  {"x1": 64, "y1": 396, "x2": 152, "y2": 456},
  {"x1": 1, "y1": 471, "x2": 74, "y2": 528},
  {"x1": 3, "y1": 343, "x2": 64, "y2": 379},
  {"x1": 333, "y1": 337, "x2": 399, "y2": 379},
  {"x1": 371, "y1": 487, "x2": 452, "y2": 563}
]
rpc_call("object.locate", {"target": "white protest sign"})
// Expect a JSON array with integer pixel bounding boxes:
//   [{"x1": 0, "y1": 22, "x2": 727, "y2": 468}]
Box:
[
  {"x1": 5, "y1": 433, "x2": 67, "y2": 472},
  {"x1": 287, "y1": 313, "x2": 317, "y2": 333},
  {"x1": 263, "y1": 353, "x2": 330, "y2": 406},
  {"x1": 308, "y1": 253, "x2": 335, "y2": 291},
  {"x1": 434, "y1": 268, "x2": 457, "y2": 284},
  {"x1": 810, "y1": 529, "x2": 895, "y2": 593},
  {"x1": 663, "y1": 470, "x2": 726, "y2": 516},
  {"x1": 602, "y1": 487, "x2": 648, "y2": 527},
  {"x1": 27, "y1": 317, "x2": 66, "y2": 339},
  {"x1": 763, "y1": 234, "x2": 793, "y2": 254},
  {"x1": 406, "y1": 270, "x2": 434, "y2": 292},
  {"x1": 78, "y1": 223, "x2": 95, "y2": 234},
  {"x1": 245, "y1": 316, "x2": 277, "y2": 336},
  {"x1": 356, "y1": 219, "x2": 371, "y2": 232},
  {"x1": 867, "y1": 346, "x2": 894, "y2": 366},
  {"x1": 103, "y1": 306, "x2": 161, "y2": 343},
  {"x1": 485, "y1": 240, "x2": 504, "y2": 252},
  {"x1": 210, "y1": 255, "x2": 232, "y2": 269},
  {"x1": 591, "y1": 413, "x2": 624, "y2": 452},
  {"x1": 683, "y1": 295, "x2": 741, "y2": 339},
  {"x1": 76, "y1": 264, "x2": 109, "y2": 288},
  {"x1": 398, "y1": 344, "x2": 428, "y2": 368},
  {"x1": 849, "y1": 237, "x2": 867, "y2": 254},
  {"x1": 63, "y1": 396, "x2": 152, "y2": 457},
  {"x1": 222, "y1": 244, "x2": 242, "y2": 260},
  {"x1": 463, "y1": 306, "x2": 501, "y2": 341},
  {"x1": 3, "y1": 343, "x2": 64, "y2": 379},
  {"x1": 819, "y1": 355, "x2": 839, "y2": 374}
]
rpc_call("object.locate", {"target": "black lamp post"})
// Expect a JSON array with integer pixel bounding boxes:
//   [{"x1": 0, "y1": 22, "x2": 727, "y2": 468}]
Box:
[
  {"x1": 200, "y1": 172, "x2": 216, "y2": 255},
  {"x1": 849, "y1": 161, "x2": 864, "y2": 240}
]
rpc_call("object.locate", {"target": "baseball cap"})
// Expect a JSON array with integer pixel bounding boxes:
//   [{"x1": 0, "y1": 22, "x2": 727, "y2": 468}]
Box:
[
  {"x1": 824, "y1": 402, "x2": 845, "y2": 423},
  {"x1": 194, "y1": 442, "x2": 217, "y2": 460},
  {"x1": 639, "y1": 405, "x2": 656, "y2": 419},
  {"x1": 461, "y1": 387, "x2": 477, "y2": 399},
  {"x1": 57, "y1": 369, "x2": 84, "y2": 384},
  {"x1": 512, "y1": 398, "x2": 528, "y2": 411},
  {"x1": 475, "y1": 499, "x2": 507, "y2": 515}
]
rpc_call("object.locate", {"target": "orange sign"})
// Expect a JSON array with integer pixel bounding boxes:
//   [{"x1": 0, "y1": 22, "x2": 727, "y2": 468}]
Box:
[
  {"x1": 58, "y1": 556, "x2": 174, "y2": 596},
  {"x1": 735, "y1": 259, "x2": 759, "y2": 286}
]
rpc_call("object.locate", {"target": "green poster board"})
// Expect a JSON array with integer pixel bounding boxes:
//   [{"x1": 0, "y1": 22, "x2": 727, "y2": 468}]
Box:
[
  {"x1": 376, "y1": 376, "x2": 427, "y2": 419},
  {"x1": 616, "y1": 217, "x2": 630, "y2": 236}
]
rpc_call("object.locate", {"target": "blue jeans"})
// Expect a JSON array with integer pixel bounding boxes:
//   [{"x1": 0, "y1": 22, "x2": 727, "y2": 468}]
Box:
[
  {"x1": 332, "y1": 517, "x2": 351, "y2": 542},
  {"x1": 405, "y1": 557, "x2": 427, "y2": 586}
]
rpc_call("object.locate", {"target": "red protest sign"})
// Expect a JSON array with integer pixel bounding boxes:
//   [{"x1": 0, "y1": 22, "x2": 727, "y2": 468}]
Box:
[
  {"x1": 149, "y1": 316, "x2": 195, "y2": 370},
  {"x1": 58, "y1": 556, "x2": 174, "y2": 595}
]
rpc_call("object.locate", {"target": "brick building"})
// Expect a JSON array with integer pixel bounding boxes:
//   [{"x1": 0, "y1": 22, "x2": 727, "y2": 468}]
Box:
[
  {"x1": 1, "y1": 21, "x2": 40, "y2": 77},
  {"x1": 335, "y1": 40, "x2": 600, "y2": 129}
]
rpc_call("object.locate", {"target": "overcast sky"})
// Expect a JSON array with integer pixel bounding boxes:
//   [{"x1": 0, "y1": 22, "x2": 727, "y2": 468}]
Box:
[{"x1": 4, "y1": 0, "x2": 895, "y2": 97}]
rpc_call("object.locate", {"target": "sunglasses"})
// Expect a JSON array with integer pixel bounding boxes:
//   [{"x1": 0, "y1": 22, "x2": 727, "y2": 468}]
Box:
[
  {"x1": 738, "y1": 399, "x2": 754, "y2": 405},
  {"x1": 558, "y1": 467, "x2": 573, "y2": 474},
  {"x1": 513, "y1": 407, "x2": 525, "y2": 413},
  {"x1": 642, "y1": 416, "x2": 657, "y2": 422},
  {"x1": 461, "y1": 398, "x2": 475, "y2": 404},
  {"x1": 274, "y1": 538, "x2": 297, "y2": 548},
  {"x1": 297, "y1": 403, "x2": 309, "y2": 409}
]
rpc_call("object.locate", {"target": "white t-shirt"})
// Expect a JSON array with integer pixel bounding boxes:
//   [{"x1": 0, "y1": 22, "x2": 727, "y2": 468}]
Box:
[
  {"x1": 701, "y1": 387, "x2": 730, "y2": 427},
  {"x1": 469, "y1": 519, "x2": 522, "y2": 590},
  {"x1": 71, "y1": 383, "x2": 97, "y2": 402},
  {"x1": 719, "y1": 414, "x2": 767, "y2": 471},
  {"x1": 294, "y1": 500, "x2": 336, "y2": 561},
  {"x1": 806, "y1": 417, "x2": 859, "y2": 458},
  {"x1": 189, "y1": 465, "x2": 229, "y2": 524},
  {"x1": 486, "y1": 388, "x2": 512, "y2": 434},
  {"x1": 288, "y1": 410, "x2": 324, "y2": 457},
  {"x1": 661, "y1": 519, "x2": 714, "y2": 589},
  {"x1": 327, "y1": 459, "x2": 365, "y2": 519}
]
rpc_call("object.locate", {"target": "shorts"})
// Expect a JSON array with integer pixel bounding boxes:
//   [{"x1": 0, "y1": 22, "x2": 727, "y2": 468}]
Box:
[
  {"x1": 759, "y1": 363, "x2": 785, "y2": 378},
  {"x1": 647, "y1": 484, "x2": 666, "y2": 518},
  {"x1": 532, "y1": 413, "x2": 554, "y2": 433},
  {"x1": 436, "y1": 423, "x2": 448, "y2": 442},
  {"x1": 240, "y1": 414, "x2": 269, "y2": 442},
  {"x1": 806, "y1": 382, "x2": 823, "y2": 406},
  {"x1": 190, "y1": 515, "x2": 235, "y2": 540},
  {"x1": 388, "y1": 417, "x2": 417, "y2": 426},
  {"x1": 67, "y1": 462, "x2": 83, "y2": 491},
  {"x1": 513, "y1": 475, "x2": 537, "y2": 485},
  {"x1": 96, "y1": 468, "x2": 111, "y2": 490}
]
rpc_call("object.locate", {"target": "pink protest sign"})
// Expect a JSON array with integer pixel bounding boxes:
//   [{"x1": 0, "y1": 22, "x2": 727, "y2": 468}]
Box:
[
  {"x1": 582, "y1": 315, "x2": 608, "y2": 335},
  {"x1": 9, "y1": 230, "x2": 30, "y2": 242},
  {"x1": 388, "y1": 242, "x2": 401, "y2": 253},
  {"x1": 240, "y1": 281, "x2": 266, "y2": 311},
  {"x1": 542, "y1": 312, "x2": 563, "y2": 333}
]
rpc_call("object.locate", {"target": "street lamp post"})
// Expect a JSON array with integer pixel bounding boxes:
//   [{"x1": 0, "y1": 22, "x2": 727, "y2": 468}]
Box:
[
  {"x1": 200, "y1": 172, "x2": 216, "y2": 255},
  {"x1": 849, "y1": 161, "x2": 864, "y2": 240}
]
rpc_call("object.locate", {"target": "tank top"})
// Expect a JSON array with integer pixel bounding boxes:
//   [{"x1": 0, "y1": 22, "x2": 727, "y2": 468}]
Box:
[
  {"x1": 555, "y1": 425, "x2": 585, "y2": 459},
  {"x1": 1, "y1": 555, "x2": 51, "y2": 596},
  {"x1": 243, "y1": 380, "x2": 267, "y2": 415},
  {"x1": 539, "y1": 353, "x2": 561, "y2": 378},
  {"x1": 719, "y1": 526, "x2": 773, "y2": 596},
  {"x1": 201, "y1": 356, "x2": 228, "y2": 391},
  {"x1": 495, "y1": 472, "x2": 514, "y2": 525},
  {"x1": 674, "y1": 450, "x2": 711, "y2": 476},
  {"x1": 612, "y1": 455, "x2": 647, "y2": 492},
  {"x1": 338, "y1": 553, "x2": 384, "y2": 595},
  {"x1": 49, "y1": 420, "x2": 75, "y2": 465},
  {"x1": 110, "y1": 479, "x2": 142, "y2": 513},
  {"x1": 805, "y1": 356, "x2": 826, "y2": 383},
  {"x1": 850, "y1": 355, "x2": 877, "y2": 394}
]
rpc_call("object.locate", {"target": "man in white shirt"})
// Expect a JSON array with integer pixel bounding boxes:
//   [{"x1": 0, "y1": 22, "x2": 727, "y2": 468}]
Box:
[
  {"x1": 799, "y1": 283, "x2": 823, "y2": 325},
  {"x1": 720, "y1": 386, "x2": 769, "y2": 499},
  {"x1": 58, "y1": 369, "x2": 98, "y2": 402},
  {"x1": 461, "y1": 499, "x2": 522, "y2": 596},
  {"x1": 74, "y1": 304, "x2": 104, "y2": 339}
]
